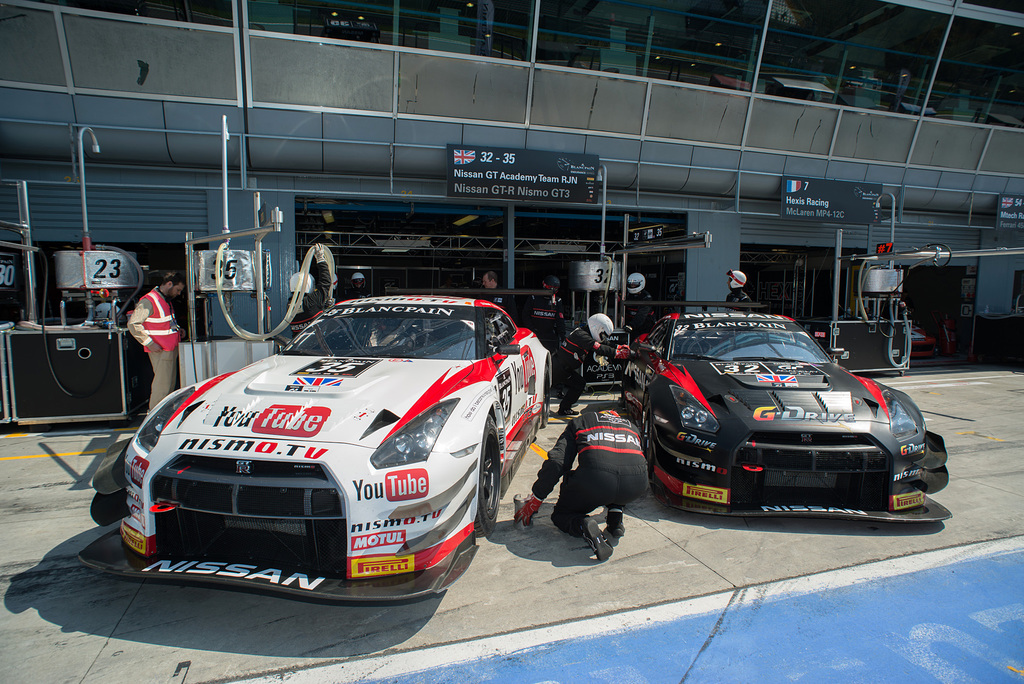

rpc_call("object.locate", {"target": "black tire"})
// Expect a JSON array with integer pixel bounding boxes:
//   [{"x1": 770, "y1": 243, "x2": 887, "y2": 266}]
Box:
[
  {"x1": 540, "y1": 363, "x2": 551, "y2": 429},
  {"x1": 474, "y1": 416, "x2": 501, "y2": 538},
  {"x1": 642, "y1": 402, "x2": 656, "y2": 481}
]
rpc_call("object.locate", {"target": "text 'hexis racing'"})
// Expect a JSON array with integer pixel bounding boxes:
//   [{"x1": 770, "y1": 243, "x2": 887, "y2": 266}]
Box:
[
  {"x1": 80, "y1": 296, "x2": 550, "y2": 601},
  {"x1": 622, "y1": 312, "x2": 949, "y2": 522}
]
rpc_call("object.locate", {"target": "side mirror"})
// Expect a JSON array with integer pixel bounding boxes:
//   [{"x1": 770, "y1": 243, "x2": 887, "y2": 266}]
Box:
[
  {"x1": 638, "y1": 343, "x2": 656, "y2": 353},
  {"x1": 497, "y1": 344, "x2": 521, "y2": 356}
]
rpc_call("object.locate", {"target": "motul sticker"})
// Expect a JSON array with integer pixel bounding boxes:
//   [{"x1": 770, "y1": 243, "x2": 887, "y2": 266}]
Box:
[
  {"x1": 252, "y1": 405, "x2": 330, "y2": 437},
  {"x1": 351, "y1": 530, "x2": 407, "y2": 551},
  {"x1": 349, "y1": 555, "x2": 414, "y2": 578}
]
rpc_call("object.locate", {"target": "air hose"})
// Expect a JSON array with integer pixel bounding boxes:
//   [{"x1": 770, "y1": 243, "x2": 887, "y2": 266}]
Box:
[{"x1": 213, "y1": 242, "x2": 333, "y2": 341}]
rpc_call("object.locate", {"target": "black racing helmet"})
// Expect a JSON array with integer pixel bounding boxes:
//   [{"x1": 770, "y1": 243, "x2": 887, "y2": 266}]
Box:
[{"x1": 543, "y1": 275, "x2": 560, "y2": 290}]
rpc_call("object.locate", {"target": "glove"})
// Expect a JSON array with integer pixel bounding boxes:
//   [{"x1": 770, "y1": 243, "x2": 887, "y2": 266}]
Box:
[
  {"x1": 614, "y1": 344, "x2": 631, "y2": 360},
  {"x1": 315, "y1": 244, "x2": 328, "y2": 263},
  {"x1": 624, "y1": 325, "x2": 633, "y2": 334},
  {"x1": 514, "y1": 494, "x2": 543, "y2": 526}
]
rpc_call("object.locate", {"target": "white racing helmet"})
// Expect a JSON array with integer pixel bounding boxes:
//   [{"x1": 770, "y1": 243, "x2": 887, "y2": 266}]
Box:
[
  {"x1": 587, "y1": 313, "x2": 614, "y2": 342},
  {"x1": 727, "y1": 269, "x2": 747, "y2": 288},
  {"x1": 289, "y1": 272, "x2": 313, "y2": 293},
  {"x1": 626, "y1": 272, "x2": 645, "y2": 294}
]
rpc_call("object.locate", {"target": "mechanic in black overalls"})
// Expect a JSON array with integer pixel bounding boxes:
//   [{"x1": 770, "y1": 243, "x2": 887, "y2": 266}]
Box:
[
  {"x1": 623, "y1": 272, "x2": 655, "y2": 338},
  {"x1": 521, "y1": 274, "x2": 566, "y2": 355},
  {"x1": 289, "y1": 244, "x2": 334, "y2": 336},
  {"x1": 514, "y1": 409, "x2": 648, "y2": 561},
  {"x1": 725, "y1": 269, "x2": 752, "y2": 308},
  {"x1": 552, "y1": 313, "x2": 631, "y2": 417}
]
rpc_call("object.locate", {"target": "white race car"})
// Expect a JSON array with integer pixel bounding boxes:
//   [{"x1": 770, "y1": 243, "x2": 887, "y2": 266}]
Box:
[{"x1": 81, "y1": 296, "x2": 550, "y2": 600}]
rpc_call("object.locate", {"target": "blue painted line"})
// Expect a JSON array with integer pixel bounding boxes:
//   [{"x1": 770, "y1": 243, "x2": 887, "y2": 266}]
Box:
[{"x1": 236, "y1": 538, "x2": 1024, "y2": 684}]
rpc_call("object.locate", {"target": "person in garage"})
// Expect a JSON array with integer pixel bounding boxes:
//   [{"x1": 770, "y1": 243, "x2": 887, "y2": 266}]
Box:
[
  {"x1": 289, "y1": 244, "x2": 335, "y2": 336},
  {"x1": 522, "y1": 274, "x2": 566, "y2": 354},
  {"x1": 551, "y1": 313, "x2": 632, "y2": 417},
  {"x1": 342, "y1": 271, "x2": 370, "y2": 300},
  {"x1": 128, "y1": 271, "x2": 186, "y2": 411},
  {"x1": 513, "y1": 409, "x2": 648, "y2": 562},
  {"x1": 726, "y1": 269, "x2": 752, "y2": 308},
  {"x1": 622, "y1": 272, "x2": 654, "y2": 338},
  {"x1": 481, "y1": 270, "x2": 517, "y2": 325}
]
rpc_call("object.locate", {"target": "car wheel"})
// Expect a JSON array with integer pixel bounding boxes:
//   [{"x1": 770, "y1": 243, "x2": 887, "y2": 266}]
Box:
[
  {"x1": 540, "y1": 363, "x2": 551, "y2": 429},
  {"x1": 474, "y1": 416, "x2": 501, "y2": 538},
  {"x1": 642, "y1": 402, "x2": 656, "y2": 480}
]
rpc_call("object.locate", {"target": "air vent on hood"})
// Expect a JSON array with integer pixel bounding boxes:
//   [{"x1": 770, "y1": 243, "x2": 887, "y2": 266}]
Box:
[{"x1": 361, "y1": 409, "x2": 400, "y2": 440}]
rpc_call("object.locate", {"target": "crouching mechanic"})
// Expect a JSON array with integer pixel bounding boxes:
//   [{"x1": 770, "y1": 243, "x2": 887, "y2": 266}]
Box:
[
  {"x1": 513, "y1": 410, "x2": 647, "y2": 561},
  {"x1": 552, "y1": 313, "x2": 631, "y2": 417}
]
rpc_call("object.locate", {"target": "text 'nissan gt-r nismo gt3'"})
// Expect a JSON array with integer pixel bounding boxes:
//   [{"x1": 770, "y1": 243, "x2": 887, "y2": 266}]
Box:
[
  {"x1": 622, "y1": 312, "x2": 950, "y2": 523},
  {"x1": 80, "y1": 296, "x2": 551, "y2": 601}
]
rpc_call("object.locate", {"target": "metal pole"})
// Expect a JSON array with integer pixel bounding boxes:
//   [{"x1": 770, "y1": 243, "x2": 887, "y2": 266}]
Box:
[
  {"x1": 599, "y1": 164, "x2": 608, "y2": 260},
  {"x1": 186, "y1": 232, "x2": 197, "y2": 343},
  {"x1": 76, "y1": 127, "x2": 100, "y2": 251},
  {"x1": 221, "y1": 116, "x2": 230, "y2": 236},
  {"x1": 832, "y1": 229, "x2": 843, "y2": 353},
  {"x1": 253, "y1": 193, "x2": 264, "y2": 335},
  {"x1": 16, "y1": 182, "x2": 37, "y2": 323}
]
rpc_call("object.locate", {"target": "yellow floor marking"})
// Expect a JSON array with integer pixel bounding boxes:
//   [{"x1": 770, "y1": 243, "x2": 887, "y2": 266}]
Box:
[
  {"x1": 0, "y1": 448, "x2": 107, "y2": 461},
  {"x1": 955, "y1": 431, "x2": 1005, "y2": 442},
  {"x1": 530, "y1": 443, "x2": 548, "y2": 459}
]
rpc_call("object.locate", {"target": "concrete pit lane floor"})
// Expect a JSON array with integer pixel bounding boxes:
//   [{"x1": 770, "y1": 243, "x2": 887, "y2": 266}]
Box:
[{"x1": 1, "y1": 363, "x2": 1023, "y2": 683}]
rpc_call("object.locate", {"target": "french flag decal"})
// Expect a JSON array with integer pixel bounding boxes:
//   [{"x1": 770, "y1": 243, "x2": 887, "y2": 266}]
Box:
[{"x1": 786, "y1": 180, "x2": 806, "y2": 193}]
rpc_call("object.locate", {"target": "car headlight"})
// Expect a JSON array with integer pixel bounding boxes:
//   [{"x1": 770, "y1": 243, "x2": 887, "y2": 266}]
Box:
[
  {"x1": 882, "y1": 390, "x2": 920, "y2": 439},
  {"x1": 135, "y1": 387, "x2": 194, "y2": 454},
  {"x1": 370, "y1": 399, "x2": 458, "y2": 469},
  {"x1": 670, "y1": 386, "x2": 719, "y2": 433}
]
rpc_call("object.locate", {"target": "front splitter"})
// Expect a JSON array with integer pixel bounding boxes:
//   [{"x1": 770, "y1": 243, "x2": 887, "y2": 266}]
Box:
[
  {"x1": 79, "y1": 529, "x2": 477, "y2": 602},
  {"x1": 650, "y1": 479, "x2": 952, "y2": 523}
]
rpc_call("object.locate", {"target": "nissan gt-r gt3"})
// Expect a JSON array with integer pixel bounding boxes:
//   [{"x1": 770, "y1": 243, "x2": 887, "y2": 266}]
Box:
[
  {"x1": 622, "y1": 311, "x2": 949, "y2": 522},
  {"x1": 80, "y1": 296, "x2": 550, "y2": 600}
]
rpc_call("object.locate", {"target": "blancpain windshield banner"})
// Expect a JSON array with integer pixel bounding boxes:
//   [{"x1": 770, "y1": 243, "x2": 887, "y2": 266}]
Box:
[{"x1": 446, "y1": 145, "x2": 599, "y2": 204}]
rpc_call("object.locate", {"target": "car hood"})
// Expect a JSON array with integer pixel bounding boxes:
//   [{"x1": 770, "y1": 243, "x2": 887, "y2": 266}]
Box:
[
  {"x1": 172, "y1": 354, "x2": 489, "y2": 448},
  {"x1": 683, "y1": 360, "x2": 883, "y2": 426}
]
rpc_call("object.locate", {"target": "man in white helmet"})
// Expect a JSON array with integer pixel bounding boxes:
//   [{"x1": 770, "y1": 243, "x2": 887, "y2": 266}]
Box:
[
  {"x1": 288, "y1": 244, "x2": 334, "y2": 336},
  {"x1": 342, "y1": 271, "x2": 369, "y2": 300},
  {"x1": 623, "y1": 272, "x2": 654, "y2": 337},
  {"x1": 726, "y1": 269, "x2": 752, "y2": 308},
  {"x1": 551, "y1": 313, "x2": 632, "y2": 417}
]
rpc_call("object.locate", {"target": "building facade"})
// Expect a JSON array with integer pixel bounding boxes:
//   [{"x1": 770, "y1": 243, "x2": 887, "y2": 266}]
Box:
[{"x1": 1, "y1": 0, "x2": 1023, "y2": 339}]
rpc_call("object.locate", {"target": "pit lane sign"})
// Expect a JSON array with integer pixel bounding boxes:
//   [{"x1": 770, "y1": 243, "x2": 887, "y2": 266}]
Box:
[
  {"x1": 997, "y1": 195, "x2": 1024, "y2": 230},
  {"x1": 446, "y1": 145, "x2": 598, "y2": 203},
  {"x1": 782, "y1": 177, "x2": 882, "y2": 225}
]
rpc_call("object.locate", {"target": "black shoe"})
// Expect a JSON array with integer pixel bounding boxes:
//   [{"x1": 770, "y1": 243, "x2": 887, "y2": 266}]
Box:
[
  {"x1": 605, "y1": 508, "x2": 625, "y2": 537},
  {"x1": 557, "y1": 407, "x2": 579, "y2": 417},
  {"x1": 582, "y1": 518, "x2": 613, "y2": 561}
]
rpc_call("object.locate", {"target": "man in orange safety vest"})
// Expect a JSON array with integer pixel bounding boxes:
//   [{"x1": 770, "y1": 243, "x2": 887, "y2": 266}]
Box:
[{"x1": 128, "y1": 272, "x2": 186, "y2": 411}]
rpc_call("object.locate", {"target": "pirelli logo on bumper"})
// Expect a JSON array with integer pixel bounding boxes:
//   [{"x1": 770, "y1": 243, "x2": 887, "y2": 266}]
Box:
[
  {"x1": 120, "y1": 520, "x2": 153, "y2": 556},
  {"x1": 682, "y1": 482, "x2": 730, "y2": 505},
  {"x1": 349, "y1": 555, "x2": 414, "y2": 579},
  {"x1": 891, "y1": 491, "x2": 925, "y2": 511}
]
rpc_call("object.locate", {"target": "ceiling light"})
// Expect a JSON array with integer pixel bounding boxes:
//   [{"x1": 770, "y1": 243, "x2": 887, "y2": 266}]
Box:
[{"x1": 452, "y1": 215, "x2": 479, "y2": 226}]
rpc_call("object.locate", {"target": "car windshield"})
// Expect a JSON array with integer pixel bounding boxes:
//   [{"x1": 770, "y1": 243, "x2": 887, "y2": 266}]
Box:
[
  {"x1": 283, "y1": 311, "x2": 479, "y2": 361},
  {"x1": 670, "y1": 324, "x2": 830, "y2": 364}
]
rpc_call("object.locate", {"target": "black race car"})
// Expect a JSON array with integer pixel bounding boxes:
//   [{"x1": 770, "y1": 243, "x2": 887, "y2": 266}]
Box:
[{"x1": 622, "y1": 312, "x2": 949, "y2": 522}]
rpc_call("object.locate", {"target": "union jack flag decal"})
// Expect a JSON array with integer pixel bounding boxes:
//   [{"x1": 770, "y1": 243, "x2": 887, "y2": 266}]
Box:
[
  {"x1": 291, "y1": 376, "x2": 344, "y2": 387},
  {"x1": 1002, "y1": 196, "x2": 1016, "y2": 208},
  {"x1": 453, "y1": 149, "x2": 476, "y2": 164},
  {"x1": 756, "y1": 374, "x2": 797, "y2": 385}
]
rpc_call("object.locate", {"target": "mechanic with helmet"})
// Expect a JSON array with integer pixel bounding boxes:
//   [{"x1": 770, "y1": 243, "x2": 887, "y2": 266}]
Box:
[
  {"x1": 342, "y1": 271, "x2": 370, "y2": 300},
  {"x1": 552, "y1": 313, "x2": 632, "y2": 417},
  {"x1": 522, "y1": 274, "x2": 566, "y2": 354},
  {"x1": 513, "y1": 409, "x2": 647, "y2": 561},
  {"x1": 726, "y1": 269, "x2": 752, "y2": 308},
  {"x1": 622, "y1": 272, "x2": 654, "y2": 338},
  {"x1": 288, "y1": 244, "x2": 335, "y2": 336}
]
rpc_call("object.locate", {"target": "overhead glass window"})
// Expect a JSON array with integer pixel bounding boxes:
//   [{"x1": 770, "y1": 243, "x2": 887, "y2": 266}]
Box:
[
  {"x1": 534, "y1": 0, "x2": 767, "y2": 90},
  {"x1": 760, "y1": 0, "x2": 946, "y2": 113},
  {"x1": 928, "y1": 15, "x2": 1024, "y2": 126},
  {"x1": 44, "y1": 0, "x2": 233, "y2": 26}
]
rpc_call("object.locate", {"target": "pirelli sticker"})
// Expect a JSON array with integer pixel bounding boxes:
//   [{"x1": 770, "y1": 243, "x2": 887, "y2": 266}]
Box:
[
  {"x1": 891, "y1": 491, "x2": 924, "y2": 511},
  {"x1": 120, "y1": 520, "x2": 152, "y2": 556},
  {"x1": 682, "y1": 482, "x2": 730, "y2": 505},
  {"x1": 349, "y1": 554, "x2": 414, "y2": 578}
]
